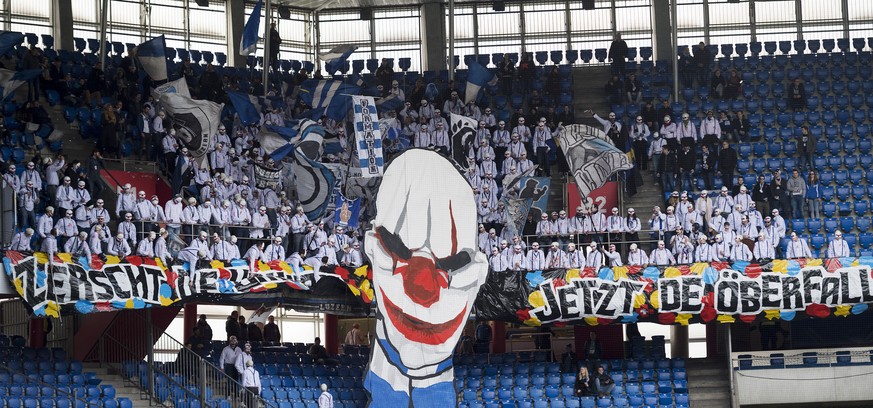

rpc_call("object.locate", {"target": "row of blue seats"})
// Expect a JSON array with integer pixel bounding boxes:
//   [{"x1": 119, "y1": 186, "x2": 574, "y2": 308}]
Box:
[
  {"x1": 267, "y1": 400, "x2": 364, "y2": 408},
  {"x1": 0, "y1": 347, "x2": 68, "y2": 362},
  {"x1": 260, "y1": 376, "x2": 364, "y2": 389},
  {"x1": 0, "y1": 373, "x2": 94, "y2": 387},
  {"x1": 736, "y1": 160, "x2": 873, "y2": 180},
  {"x1": 462, "y1": 382, "x2": 689, "y2": 402},
  {"x1": 261, "y1": 387, "x2": 366, "y2": 402},
  {"x1": 0, "y1": 384, "x2": 115, "y2": 399},
  {"x1": 0, "y1": 360, "x2": 82, "y2": 375},
  {"x1": 790, "y1": 217, "x2": 871, "y2": 234},
  {"x1": 456, "y1": 370, "x2": 687, "y2": 391},
  {"x1": 458, "y1": 394, "x2": 690, "y2": 408},
  {"x1": 3, "y1": 397, "x2": 133, "y2": 408},
  {"x1": 739, "y1": 141, "x2": 873, "y2": 159}
]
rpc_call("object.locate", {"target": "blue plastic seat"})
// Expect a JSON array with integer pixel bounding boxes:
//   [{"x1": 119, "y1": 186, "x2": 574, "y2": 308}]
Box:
[
  {"x1": 855, "y1": 201, "x2": 870, "y2": 216},
  {"x1": 835, "y1": 170, "x2": 850, "y2": 186},
  {"x1": 821, "y1": 186, "x2": 835, "y2": 201},
  {"x1": 836, "y1": 186, "x2": 851, "y2": 201},
  {"x1": 823, "y1": 202, "x2": 837, "y2": 218},
  {"x1": 811, "y1": 235, "x2": 826, "y2": 252},
  {"x1": 860, "y1": 233, "x2": 873, "y2": 249}
]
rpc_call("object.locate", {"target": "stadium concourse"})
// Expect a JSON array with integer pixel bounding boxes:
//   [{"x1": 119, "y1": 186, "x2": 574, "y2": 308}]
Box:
[{"x1": 4, "y1": 0, "x2": 873, "y2": 407}]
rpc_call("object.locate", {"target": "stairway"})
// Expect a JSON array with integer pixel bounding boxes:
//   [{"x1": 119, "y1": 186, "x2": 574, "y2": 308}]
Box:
[
  {"x1": 685, "y1": 358, "x2": 733, "y2": 408},
  {"x1": 82, "y1": 362, "x2": 159, "y2": 408}
]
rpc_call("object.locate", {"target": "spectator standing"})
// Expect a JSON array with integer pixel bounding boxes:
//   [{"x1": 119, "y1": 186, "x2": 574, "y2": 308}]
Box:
[
  {"x1": 226, "y1": 311, "x2": 240, "y2": 341},
  {"x1": 751, "y1": 175, "x2": 771, "y2": 215},
  {"x1": 629, "y1": 116, "x2": 650, "y2": 171},
  {"x1": 269, "y1": 22, "x2": 282, "y2": 72},
  {"x1": 717, "y1": 141, "x2": 737, "y2": 190},
  {"x1": 475, "y1": 321, "x2": 492, "y2": 354},
  {"x1": 693, "y1": 42, "x2": 712, "y2": 87},
  {"x1": 608, "y1": 33, "x2": 628, "y2": 77},
  {"x1": 240, "y1": 360, "x2": 261, "y2": 408},
  {"x1": 197, "y1": 315, "x2": 212, "y2": 344},
  {"x1": 560, "y1": 344, "x2": 578, "y2": 374},
  {"x1": 517, "y1": 53, "x2": 535, "y2": 97},
  {"x1": 625, "y1": 72, "x2": 642, "y2": 104},
  {"x1": 677, "y1": 145, "x2": 696, "y2": 192},
  {"x1": 498, "y1": 54, "x2": 516, "y2": 96},
  {"x1": 770, "y1": 171, "x2": 789, "y2": 218},
  {"x1": 219, "y1": 336, "x2": 242, "y2": 390},
  {"x1": 786, "y1": 170, "x2": 806, "y2": 218},
  {"x1": 318, "y1": 384, "x2": 334, "y2": 408},
  {"x1": 263, "y1": 316, "x2": 281, "y2": 343},
  {"x1": 660, "y1": 146, "x2": 677, "y2": 193},
  {"x1": 344, "y1": 323, "x2": 366, "y2": 346},
  {"x1": 797, "y1": 126, "x2": 815, "y2": 172}
]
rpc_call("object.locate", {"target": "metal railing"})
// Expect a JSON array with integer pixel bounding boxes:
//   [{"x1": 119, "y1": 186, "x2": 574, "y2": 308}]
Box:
[
  {"x1": 732, "y1": 349, "x2": 873, "y2": 370},
  {"x1": 90, "y1": 320, "x2": 275, "y2": 408}
]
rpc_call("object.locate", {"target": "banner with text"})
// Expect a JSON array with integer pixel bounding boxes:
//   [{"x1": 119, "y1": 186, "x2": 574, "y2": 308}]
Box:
[
  {"x1": 3, "y1": 251, "x2": 372, "y2": 317},
  {"x1": 474, "y1": 257, "x2": 873, "y2": 326},
  {"x1": 351, "y1": 96, "x2": 384, "y2": 178}
]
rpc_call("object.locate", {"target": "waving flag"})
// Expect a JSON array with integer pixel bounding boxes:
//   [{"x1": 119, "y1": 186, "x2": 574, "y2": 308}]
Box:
[
  {"x1": 375, "y1": 94, "x2": 404, "y2": 112},
  {"x1": 464, "y1": 61, "x2": 497, "y2": 104},
  {"x1": 557, "y1": 124, "x2": 633, "y2": 200},
  {"x1": 228, "y1": 91, "x2": 262, "y2": 126},
  {"x1": 334, "y1": 192, "x2": 361, "y2": 229},
  {"x1": 449, "y1": 113, "x2": 478, "y2": 167},
  {"x1": 299, "y1": 79, "x2": 360, "y2": 121},
  {"x1": 0, "y1": 68, "x2": 42, "y2": 99},
  {"x1": 240, "y1": 0, "x2": 263, "y2": 56},
  {"x1": 154, "y1": 86, "x2": 223, "y2": 158},
  {"x1": 293, "y1": 120, "x2": 337, "y2": 220},
  {"x1": 0, "y1": 32, "x2": 24, "y2": 57},
  {"x1": 351, "y1": 96, "x2": 384, "y2": 178},
  {"x1": 136, "y1": 36, "x2": 168, "y2": 82},
  {"x1": 321, "y1": 45, "x2": 357, "y2": 75}
]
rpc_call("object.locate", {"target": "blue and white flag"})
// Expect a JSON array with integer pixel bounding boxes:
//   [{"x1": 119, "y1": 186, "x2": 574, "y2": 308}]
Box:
[
  {"x1": 240, "y1": 0, "x2": 263, "y2": 56},
  {"x1": 351, "y1": 95, "x2": 384, "y2": 178},
  {"x1": 333, "y1": 192, "x2": 361, "y2": 229},
  {"x1": 136, "y1": 36, "x2": 168, "y2": 82},
  {"x1": 375, "y1": 94, "x2": 404, "y2": 113},
  {"x1": 557, "y1": 124, "x2": 633, "y2": 200},
  {"x1": 293, "y1": 120, "x2": 337, "y2": 221},
  {"x1": 320, "y1": 45, "x2": 357, "y2": 75},
  {"x1": 0, "y1": 68, "x2": 42, "y2": 99},
  {"x1": 228, "y1": 91, "x2": 262, "y2": 126},
  {"x1": 299, "y1": 80, "x2": 360, "y2": 121},
  {"x1": 0, "y1": 32, "x2": 24, "y2": 57},
  {"x1": 464, "y1": 61, "x2": 497, "y2": 104}
]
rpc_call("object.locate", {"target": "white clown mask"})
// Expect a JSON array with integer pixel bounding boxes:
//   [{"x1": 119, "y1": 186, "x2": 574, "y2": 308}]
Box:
[{"x1": 365, "y1": 149, "x2": 489, "y2": 370}]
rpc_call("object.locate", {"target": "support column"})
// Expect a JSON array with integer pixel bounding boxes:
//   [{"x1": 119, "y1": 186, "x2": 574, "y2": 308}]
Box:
[
  {"x1": 706, "y1": 322, "x2": 719, "y2": 358},
  {"x1": 651, "y1": 0, "x2": 673, "y2": 62},
  {"x1": 420, "y1": 2, "x2": 447, "y2": 72},
  {"x1": 29, "y1": 318, "x2": 45, "y2": 348},
  {"x1": 183, "y1": 304, "x2": 198, "y2": 342},
  {"x1": 491, "y1": 322, "x2": 506, "y2": 354},
  {"x1": 324, "y1": 314, "x2": 339, "y2": 355},
  {"x1": 53, "y1": 0, "x2": 74, "y2": 51},
  {"x1": 226, "y1": 0, "x2": 246, "y2": 68},
  {"x1": 671, "y1": 325, "x2": 689, "y2": 359}
]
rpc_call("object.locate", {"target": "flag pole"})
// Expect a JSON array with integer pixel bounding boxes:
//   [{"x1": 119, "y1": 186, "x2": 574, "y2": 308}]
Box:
[
  {"x1": 448, "y1": 0, "x2": 455, "y2": 82},
  {"x1": 262, "y1": 0, "x2": 273, "y2": 97},
  {"x1": 99, "y1": 0, "x2": 109, "y2": 71}
]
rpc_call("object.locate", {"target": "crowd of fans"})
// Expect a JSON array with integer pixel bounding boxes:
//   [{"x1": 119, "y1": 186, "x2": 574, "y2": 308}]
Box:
[{"x1": 0, "y1": 34, "x2": 855, "y2": 270}]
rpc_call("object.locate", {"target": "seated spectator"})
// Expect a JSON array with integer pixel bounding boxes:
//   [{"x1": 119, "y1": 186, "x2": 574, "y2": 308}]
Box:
[
  {"x1": 724, "y1": 69, "x2": 741, "y2": 99},
  {"x1": 625, "y1": 73, "x2": 642, "y2": 104},
  {"x1": 593, "y1": 366, "x2": 615, "y2": 398},
  {"x1": 710, "y1": 69, "x2": 725, "y2": 99},
  {"x1": 787, "y1": 78, "x2": 806, "y2": 110},
  {"x1": 785, "y1": 232, "x2": 812, "y2": 259},
  {"x1": 604, "y1": 75, "x2": 623, "y2": 105},
  {"x1": 753, "y1": 233, "x2": 775, "y2": 261},
  {"x1": 575, "y1": 367, "x2": 593, "y2": 397},
  {"x1": 827, "y1": 230, "x2": 851, "y2": 258}
]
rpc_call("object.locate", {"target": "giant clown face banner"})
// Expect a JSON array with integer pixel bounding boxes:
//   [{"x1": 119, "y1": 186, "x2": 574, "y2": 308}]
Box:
[{"x1": 363, "y1": 149, "x2": 489, "y2": 408}]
